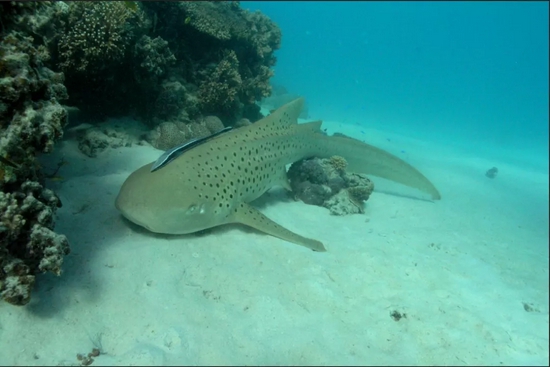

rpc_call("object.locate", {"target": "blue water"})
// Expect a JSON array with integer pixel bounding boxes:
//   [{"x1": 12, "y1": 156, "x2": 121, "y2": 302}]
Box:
[
  {"x1": 246, "y1": 1, "x2": 549, "y2": 167},
  {"x1": 1, "y1": 3, "x2": 548, "y2": 366}
]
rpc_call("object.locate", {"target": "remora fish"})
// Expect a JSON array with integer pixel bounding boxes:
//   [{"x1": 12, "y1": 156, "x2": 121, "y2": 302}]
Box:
[
  {"x1": 115, "y1": 98, "x2": 440, "y2": 251},
  {"x1": 151, "y1": 126, "x2": 233, "y2": 172}
]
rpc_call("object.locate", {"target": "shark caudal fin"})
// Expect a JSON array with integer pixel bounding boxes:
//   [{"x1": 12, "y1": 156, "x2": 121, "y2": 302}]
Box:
[{"x1": 315, "y1": 132, "x2": 441, "y2": 200}]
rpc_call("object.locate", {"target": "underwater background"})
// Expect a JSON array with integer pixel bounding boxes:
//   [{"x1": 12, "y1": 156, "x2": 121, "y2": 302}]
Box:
[
  {"x1": 248, "y1": 1, "x2": 549, "y2": 170},
  {"x1": 0, "y1": 1, "x2": 548, "y2": 365}
]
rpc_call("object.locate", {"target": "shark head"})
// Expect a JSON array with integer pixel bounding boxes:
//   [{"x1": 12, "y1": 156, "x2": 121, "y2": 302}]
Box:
[{"x1": 115, "y1": 162, "x2": 229, "y2": 234}]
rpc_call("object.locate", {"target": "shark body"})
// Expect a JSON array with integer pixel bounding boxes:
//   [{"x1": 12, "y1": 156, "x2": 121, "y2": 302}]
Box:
[{"x1": 115, "y1": 98, "x2": 440, "y2": 251}]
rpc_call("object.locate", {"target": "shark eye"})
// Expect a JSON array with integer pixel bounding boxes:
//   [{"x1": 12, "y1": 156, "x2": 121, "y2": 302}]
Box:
[{"x1": 186, "y1": 205, "x2": 197, "y2": 214}]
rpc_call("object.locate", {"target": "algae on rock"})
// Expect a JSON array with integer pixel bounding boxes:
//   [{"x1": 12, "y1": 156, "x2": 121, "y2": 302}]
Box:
[{"x1": 288, "y1": 156, "x2": 375, "y2": 216}]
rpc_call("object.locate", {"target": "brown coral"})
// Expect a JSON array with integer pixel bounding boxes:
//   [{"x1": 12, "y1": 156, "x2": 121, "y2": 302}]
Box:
[
  {"x1": 329, "y1": 156, "x2": 348, "y2": 172},
  {"x1": 149, "y1": 117, "x2": 224, "y2": 151},
  {"x1": 178, "y1": 1, "x2": 281, "y2": 59},
  {"x1": 288, "y1": 157, "x2": 375, "y2": 216},
  {"x1": 348, "y1": 181, "x2": 374, "y2": 204},
  {"x1": 133, "y1": 35, "x2": 176, "y2": 81},
  {"x1": 141, "y1": 1, "x2": 280, "y2": 124},
  {"x1": 150, "y1": 121, "x2": 188, "y2": 151},
  {"x1": 180, "y1": 1, "x2": 234, "y2": 41},
  {"x1": 1, "y1": 181, "x2": 69, "y2": 306},
  {"x1": 198, "y1": 49, "x2": 242, "y2": 116},
  {"x1": 201, "y1": 115, "x2": 225, "y2": 133},
  {"x1": 58, "y1": 1, "x2": 145, "y2": 73},
  {"x1": 0, "y1": 23, "x2": 69, "y2": 306}
]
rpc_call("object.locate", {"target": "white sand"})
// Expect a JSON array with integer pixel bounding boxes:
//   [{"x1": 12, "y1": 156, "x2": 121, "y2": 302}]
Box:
[{"x1": 0, "y1": 117, "x2": 548, "y2": 366}]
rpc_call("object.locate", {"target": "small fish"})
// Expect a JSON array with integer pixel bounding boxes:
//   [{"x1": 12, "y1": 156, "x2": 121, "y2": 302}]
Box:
[{"x1": 151, "y1": 126, "x2": 233, "y2": 172}]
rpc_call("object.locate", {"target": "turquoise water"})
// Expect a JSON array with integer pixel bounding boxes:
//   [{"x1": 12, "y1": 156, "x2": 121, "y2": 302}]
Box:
[
  {"x1": 243, "y1": 2, "x2": 549, "y2": 364},
  {"x1": 247, "y1": 1, "x2": 549, "y2": 167},
  {"x1": 1, "y1": 2, "x2": 548, "y2": 366}
]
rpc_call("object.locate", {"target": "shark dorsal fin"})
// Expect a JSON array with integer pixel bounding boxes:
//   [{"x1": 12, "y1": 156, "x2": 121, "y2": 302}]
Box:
[{"x1": 254, "y1": 97, "x2": 304, "y2": 130}]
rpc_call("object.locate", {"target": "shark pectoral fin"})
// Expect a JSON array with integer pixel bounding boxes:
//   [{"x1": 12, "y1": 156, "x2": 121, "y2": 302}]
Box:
[{"x1": 228, "y1": 203, "x2": 326, "y2": 252}]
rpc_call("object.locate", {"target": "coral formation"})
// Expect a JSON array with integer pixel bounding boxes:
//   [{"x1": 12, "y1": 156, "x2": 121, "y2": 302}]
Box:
[
  {"x1": 47, "y1": 1, "x2": 279, "y2": 126},
  {"x1": 1, "y1": 7, "x2": 70, "y2": 305},
  {"x1": 51, "y1": 1, "x2": 149, "y2": 119},
  {"x1": 142, "y1": 0, "x2": 280, "y2": 122},
  {"x1": 133, "y1": 35, "x2": 177, "y2": 83},
  {"x1": 235, "y1": 118, "x2": 251, "y2": 127},
  {"x1": 57, "y1": 2, "x2": 145, "y2": 73},
  {"x1": 153, "y1": 81, "x2": 192, "y2": 123},
  {"x1": 174, "y1": 1, "x2": 280, "y2": 60},
  {"x1": 0, "y1": 181, "x2": 69, "y2": 305},
  {"x1": 0, "y1": 0, "x2": 282, "y2": 305},
  {"x1": 148, "y1": 115, "x2": 225, "y2": 151},
  {"x1": 202, "y1": 115, "x2": 224, "y2": 133},
  {"x1": 198, "y1": 50, "x2": 243, "y2": 118},
  {"x1": 288, "y1": 157, "x2": 375, "y2": 215},
  {"x1": 329, "y1": 155, "x2": 348, "y2": 172},
  {"x1": 77, "y1": 127, "x2": 134, "y2": 158}
]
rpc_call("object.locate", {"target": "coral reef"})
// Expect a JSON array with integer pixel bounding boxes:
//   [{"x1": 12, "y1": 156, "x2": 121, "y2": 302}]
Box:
[
  {"x1": 235, "y1": 118, "x2": 252, "y2": 128},
  {"x1": 140, "y1": 1, "x2": 280, "y2": 123},
  {"x1": 147, "y1": 115, "x2": 225, "y2": 151},
  {"x1": 57, "y1": 2, "x2": 146, "y2": 73},
  {"x1": 288, "y1": 157, "x2": 375, "y2": 215},
  {"x1": 150, "y1": 79, "x2": 203, "y2": 128},
  {"x1": 329, "y1": 155, "x2": 348, "y2": 172},
  {"x1": 51, "y1": 1, "x2": 149, "y2": 119},
  {"x1": 133, "y1": 35, "x2": 177, "y2": 84},
  {"x1": 198, "y1": 50, "x2": 243, "y2": 118},
  {"x1": 45, "y1": 1, "x2": 280, "y2": 132},
  {"x1": 0, "y1": 6, "x2": 70, "y2": 305},
  {"x1": 77, "y1": 127, "x2": 134, "y2": 158},
  {"x1": 0, "y1": 0, "x2": 281, "y2": 305},
  {"x1": 0, "y1": 181, "x2": 69, "y2": 305}
]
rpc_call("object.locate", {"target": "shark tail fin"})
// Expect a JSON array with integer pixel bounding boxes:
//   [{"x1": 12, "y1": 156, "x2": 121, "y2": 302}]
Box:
[{"x1": 315, "y1": 133, "x2": 441, "y2": 200}]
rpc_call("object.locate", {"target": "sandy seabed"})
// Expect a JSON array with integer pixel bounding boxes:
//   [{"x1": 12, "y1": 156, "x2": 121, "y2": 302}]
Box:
[{"x1": 0, "y1": 116, "x2": 548, "y2": 366}]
